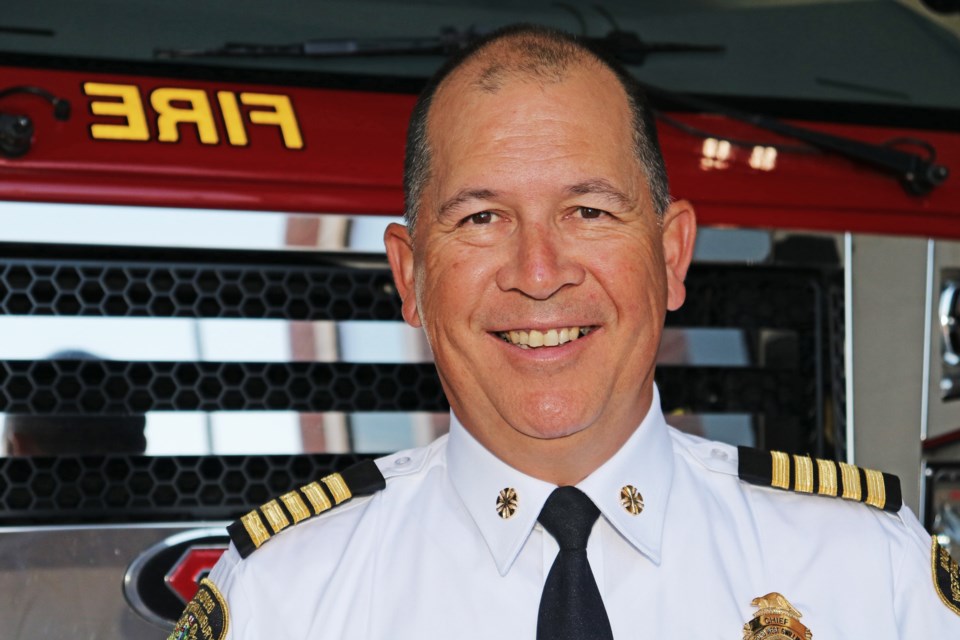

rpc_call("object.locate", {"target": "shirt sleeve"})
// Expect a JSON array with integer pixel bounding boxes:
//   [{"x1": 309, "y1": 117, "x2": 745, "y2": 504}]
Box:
[{"x1": 892, "y1": 505, "x2": 960, "y2": 636}]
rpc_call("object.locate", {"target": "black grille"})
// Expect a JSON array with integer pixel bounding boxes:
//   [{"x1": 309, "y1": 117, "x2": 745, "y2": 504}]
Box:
[
  {"x1": 0, "y1": 453, "x2": 371, "y2": 525},
  {"x1": 0, "y1": 243, "x2": 400, "y2": 320},
  {"x1": 0, "y1": 360, "x2": 446, "y2": 413},
  {"x1": 1, "y1": 241, "x2": 836, "y2": 524}
]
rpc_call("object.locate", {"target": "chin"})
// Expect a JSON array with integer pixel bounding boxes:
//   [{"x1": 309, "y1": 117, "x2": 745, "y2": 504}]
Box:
[{"x1": 510, "y1": 398, "x2": 597, "y2": 441}]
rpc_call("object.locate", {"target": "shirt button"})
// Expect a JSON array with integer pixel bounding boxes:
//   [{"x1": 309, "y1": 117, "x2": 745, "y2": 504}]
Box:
[
  {"x1": 712, "y1": 449, "x2": 728, "y2": 460},
  {"x1": 395, "y1": 456, "x2": 411, "y2": 466}
]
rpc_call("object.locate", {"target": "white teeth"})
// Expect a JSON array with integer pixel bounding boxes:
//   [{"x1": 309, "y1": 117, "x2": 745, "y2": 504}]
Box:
[
  {"x1": 498, "y1": 326, "x2": 589, "y2": 349},
  {"x1": 528, "y1": 330, "x2": 544, "y2": 347}
]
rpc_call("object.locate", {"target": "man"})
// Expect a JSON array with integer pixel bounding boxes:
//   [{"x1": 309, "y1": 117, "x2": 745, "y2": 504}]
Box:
[{"x1": 170, "y1": 26, "x2": 960, "y2": 639}]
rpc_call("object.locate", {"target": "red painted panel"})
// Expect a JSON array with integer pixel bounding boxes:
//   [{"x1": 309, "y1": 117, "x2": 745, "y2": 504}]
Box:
[{"x1": 1, "y1": 65, "x2": 958, "y2": 238}]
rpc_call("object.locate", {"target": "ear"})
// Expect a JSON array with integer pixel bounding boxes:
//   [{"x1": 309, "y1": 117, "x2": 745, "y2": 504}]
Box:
[
  {"x1": 661, "y1": 199, "x2": 697, "y2": 312},
  {"x1": 384, "y1": 222, "x2": 423, "y2": 328}
]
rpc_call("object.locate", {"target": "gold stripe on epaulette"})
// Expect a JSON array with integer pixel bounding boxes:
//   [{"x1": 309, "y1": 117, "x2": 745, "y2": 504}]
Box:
[
  {"x1": 302, "y1": 481, "x2": 333, "y2": 514},
  {"x1": 771, "y1": 451, "x2": 790, "y2": 490},
  {"x1": 322, "y1": 472, "x2": 352, "y2": 504},
  {"x1": 793, "y1": 455, "x2": 814, "y2": 493},
  {"x1": 864, "y1": 468, "x2": 886, "y2": 510},
  {"x1": 241, "y1": 511, "x2": 271, "y2": 549},
  {"x1": 281, "y1": 491, "x2": 311, "y2": 524},
  {"x1": 816, "y1": 458, "x2": 838, "y2": 497},
  {"x1": 839, "y1": 462, "x2": 861, "y2": 501},
  {"x1": 261, "y1": 499, "x2": 291, "y2": 534}
]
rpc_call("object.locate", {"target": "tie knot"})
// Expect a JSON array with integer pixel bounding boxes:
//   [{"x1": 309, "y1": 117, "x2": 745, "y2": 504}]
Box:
[{"x1": 537, "y1": 486, "x2": 601, "y2": 551}]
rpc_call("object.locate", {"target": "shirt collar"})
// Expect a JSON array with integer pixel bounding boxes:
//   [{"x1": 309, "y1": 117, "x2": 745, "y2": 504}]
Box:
[
  {"x1": 576, "y1": 384, "x2": 674, "y2": 566},
  {"x1": 445, "y1": 385, "x2": 674, "y2": 575}
]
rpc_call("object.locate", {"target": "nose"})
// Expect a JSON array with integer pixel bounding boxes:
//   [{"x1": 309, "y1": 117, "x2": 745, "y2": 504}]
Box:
[{"x1": 495, "y1": 223, "x2": 585, "y2": 299}]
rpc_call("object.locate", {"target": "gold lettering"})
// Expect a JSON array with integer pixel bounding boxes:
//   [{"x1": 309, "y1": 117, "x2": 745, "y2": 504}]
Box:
[
  {"x1": 241, "y1": 93, "x2": 303, "y2": 149},
  {"x1": 84, "y1": 82, "x2": 150, "y2": 141},
  {"x1": 197, "y1": 588, "x2": 215, "y2": 613},
  {"x1": 151, "y1": 88, "x2": 219, "y2": 144},
  {"x1": 217, "y1": 91, "x2": 248, "y2": 146}
]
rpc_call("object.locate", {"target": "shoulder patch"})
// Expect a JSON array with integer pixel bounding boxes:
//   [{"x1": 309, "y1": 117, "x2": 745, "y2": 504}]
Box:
[
  {"x1": 737, "y1": 447, "x2": 902, "y2": 512},
  {"x1": 932, "y1": 537, "x2": 960, "y2": 617},
  {"x1": 168, "y1": 578, "x2": 229, "y2": 640},
  {"x1": 227, "y1": 459, "x2": 386, "y2": 559}
]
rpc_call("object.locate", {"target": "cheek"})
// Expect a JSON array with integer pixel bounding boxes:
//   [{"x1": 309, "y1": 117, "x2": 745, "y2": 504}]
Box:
[
  {"x1": 418, "y1": 248, "x2": 495, "y2": 325},
  {"x1": 590, "y1": 240, "x2": 667, "y2": 313}
]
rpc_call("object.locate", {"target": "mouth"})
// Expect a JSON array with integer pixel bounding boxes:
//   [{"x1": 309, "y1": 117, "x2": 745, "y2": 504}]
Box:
[{"x1": 494, "y1": 326, "x2": 598, "y2": 349}]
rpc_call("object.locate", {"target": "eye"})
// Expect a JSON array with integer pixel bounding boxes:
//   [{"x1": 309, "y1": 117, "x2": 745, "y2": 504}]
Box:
[
  {"x1": 577, "y1": 206, "x2": 607, "y2": 220},
  {"x1": 461, "y1": 211, "x2": 496, "y2": 225}
]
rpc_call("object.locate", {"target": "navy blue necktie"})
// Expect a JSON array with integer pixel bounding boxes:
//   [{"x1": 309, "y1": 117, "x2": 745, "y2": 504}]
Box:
[{"x1": 536, "y1": 486, "x2": 614, "y2": 640}]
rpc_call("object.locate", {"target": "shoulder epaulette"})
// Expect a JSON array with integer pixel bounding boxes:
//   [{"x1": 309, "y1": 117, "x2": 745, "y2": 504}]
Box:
[
  {"x1": 227, "y1": 459, "x2": 386, "y2": 559},
  {"x1": 737, "y1": 447, "x2": 902, "y2": 513}
]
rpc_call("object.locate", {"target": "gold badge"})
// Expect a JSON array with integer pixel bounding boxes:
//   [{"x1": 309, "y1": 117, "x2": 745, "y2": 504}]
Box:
[
  {"x1": 742, "y1": 593, "x2": 812, "y2": 640},
  {"x1": 932, "y1": 536, "x2": 960, "y2": 616},
  {"x1": 168, "y1": 578, "x2": 229, "y2": 640}
]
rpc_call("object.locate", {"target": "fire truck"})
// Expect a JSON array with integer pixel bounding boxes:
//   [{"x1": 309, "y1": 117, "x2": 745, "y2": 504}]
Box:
[{"x1": 0, "y1": 1, "x2": 958, "y2": 636}]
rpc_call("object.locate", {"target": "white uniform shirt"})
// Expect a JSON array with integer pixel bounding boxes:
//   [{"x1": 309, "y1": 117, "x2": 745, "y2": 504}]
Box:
[{"x1": 205, "y1": 389, "x2": 960, "y2": 638}]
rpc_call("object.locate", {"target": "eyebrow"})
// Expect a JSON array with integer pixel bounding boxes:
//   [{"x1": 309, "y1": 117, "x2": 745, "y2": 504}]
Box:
[
  {"x1": 566, "y1": 179, "x2": 636, "y2": 209},
  {"x1": 438, "y1": 188, "x2": 500, "y2": 218}
]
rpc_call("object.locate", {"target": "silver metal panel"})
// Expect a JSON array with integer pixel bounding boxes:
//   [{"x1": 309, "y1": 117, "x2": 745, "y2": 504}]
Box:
[
  {"x1": 849, "y1": 233, "x2": 927, "y2": 512},
  {"x1": 0, "y1": 525, "x2": 222, "y2": 639},
  {"x1": 924, "y1": 238, "x2": 960, "y2": 455}
]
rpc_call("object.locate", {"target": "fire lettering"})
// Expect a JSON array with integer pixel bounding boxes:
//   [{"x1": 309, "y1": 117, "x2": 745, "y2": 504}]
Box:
[{"x1": 83, "y1": 83, "x2": 304, "y2": 149}]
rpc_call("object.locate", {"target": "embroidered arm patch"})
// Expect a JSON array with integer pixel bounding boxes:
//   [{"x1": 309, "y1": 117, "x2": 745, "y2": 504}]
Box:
[
  {"x1": 168, "y1": 578, "x2": 230, "y2": 640},
  {"x1": 932, "y1": 537, "x2": 960, "y2": 617}
]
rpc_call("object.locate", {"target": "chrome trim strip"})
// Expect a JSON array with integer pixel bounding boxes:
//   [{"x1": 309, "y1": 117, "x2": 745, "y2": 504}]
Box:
[
  {"x1": 844, "y1": 232, "x2": 855, "y2": 464},
  {"x1": 0, "y1": 317, "x2": 431, "y2": 363},
  {"x1": 921, "y1": 239, "x2": 935, "y2": 441},
  {"x1": 0, "y1": 202, "x2": 400, "y2": 253},
  {"x1": 0, "y1": 521, "x2": 230, "y2": 534}
]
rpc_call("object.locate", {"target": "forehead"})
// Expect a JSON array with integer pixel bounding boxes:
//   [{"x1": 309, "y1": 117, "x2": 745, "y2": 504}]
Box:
[{"x1": 426, "y1": 61, "x2": 637, "y2": 188}]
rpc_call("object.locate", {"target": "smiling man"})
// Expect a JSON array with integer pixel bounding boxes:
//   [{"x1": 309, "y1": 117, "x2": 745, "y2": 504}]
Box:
[{"x1": 171, "y1": 26, "x2": 959, "y2": 640}]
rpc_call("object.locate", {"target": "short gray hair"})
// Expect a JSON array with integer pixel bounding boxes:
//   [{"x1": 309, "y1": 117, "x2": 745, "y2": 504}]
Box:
[{"x1": 402, "y1": 25, "x2": 670, "y2": 236}]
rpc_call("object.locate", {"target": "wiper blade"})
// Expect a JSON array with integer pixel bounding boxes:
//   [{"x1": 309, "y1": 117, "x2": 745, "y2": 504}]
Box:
[
  {"x1": 155, "y1": 26, "x2": 725, "y2": 64},
  {"x1": 645, "y1": 83, "x2": 949, "y2": 196},
  {"x1": 156, "y1": 28, "x2": 481, "y2": 60},
  {"x1": 591, "y1": 31, "x2": 724, "y2": 65}
]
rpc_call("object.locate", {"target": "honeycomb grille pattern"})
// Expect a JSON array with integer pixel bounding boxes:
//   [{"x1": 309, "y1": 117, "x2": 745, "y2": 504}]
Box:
[
  {"x1": 0, "y1": 251, "x2": 815, "y2": 327},
  {"x1": 671, "y1": 267, "x2": 816, "y2": 329},
  {"x1": 0, "y1": 247, "x2": 399, "y2": 320},
  {"x1": 0, "y1": 453, "x2": 370, "y2": 525},
  {"x1": 0, "y1": 243, "x2": 829, "y2": 523},
  {"x1": 0, "y1": 358, "x2": 800, "y2": 417},
  {"x1": 0, "y1": 360, "x2": 447, "y2": 413}
]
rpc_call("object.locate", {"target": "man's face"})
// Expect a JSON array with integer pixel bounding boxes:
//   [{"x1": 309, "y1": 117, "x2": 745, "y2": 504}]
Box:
[{"x1": 386, "y1": 62, "x2": 695, "y2": 469}]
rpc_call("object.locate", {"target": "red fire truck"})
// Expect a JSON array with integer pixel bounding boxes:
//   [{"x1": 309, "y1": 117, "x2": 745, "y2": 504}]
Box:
[{"x1": 1, "y1": 1, "x2": 958, "y2": 636}]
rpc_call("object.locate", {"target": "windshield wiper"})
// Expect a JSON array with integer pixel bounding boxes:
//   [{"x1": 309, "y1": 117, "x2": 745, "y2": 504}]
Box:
[
  {"x1": 157, "y1": 27, "x2": 944, "y2": 194},
  {"x1": 645, "y1": 83, "x2": 949, "y2": 196},
  {"x1": 155, "y1": 27, "x2": 724, "y2": 63},
  {"x1": 156, "y1": 30, "x2": 477, "y2": 60}
]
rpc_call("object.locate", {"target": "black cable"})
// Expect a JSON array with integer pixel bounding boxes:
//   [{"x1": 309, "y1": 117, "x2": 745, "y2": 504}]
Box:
[
  {"x1": 0, "y1": 85, "x2": 70, "y2": 120},
  {"x1": 655, "y1": 111, "x2": 816, "y2": 154}
]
